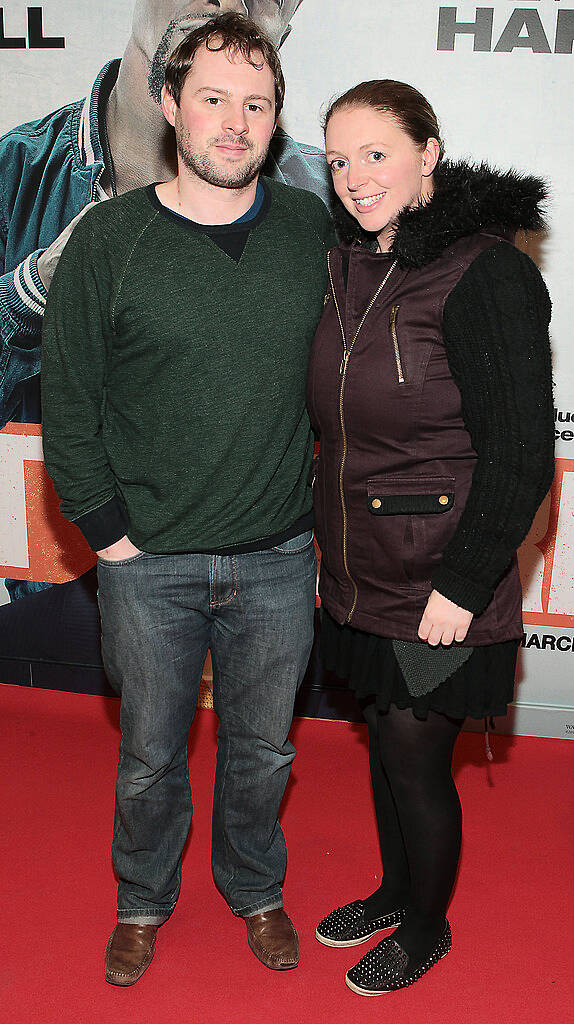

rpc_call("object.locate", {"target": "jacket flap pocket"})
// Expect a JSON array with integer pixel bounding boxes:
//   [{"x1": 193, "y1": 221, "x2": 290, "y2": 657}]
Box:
[{"x1": 367, "y1": 475, "x2": 455, "y2": 516}]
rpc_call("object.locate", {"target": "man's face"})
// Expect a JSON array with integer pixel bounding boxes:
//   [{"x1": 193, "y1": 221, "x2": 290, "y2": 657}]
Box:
[
  {"x1": 161, "y1": 43, "x2": 277, "y2": 189},
  {"x1": 132, "y1": 0, "x2": 302, "y2": 102}
]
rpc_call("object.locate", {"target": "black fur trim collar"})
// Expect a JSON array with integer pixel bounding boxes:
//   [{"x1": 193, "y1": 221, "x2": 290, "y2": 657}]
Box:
[{"x1": 333, "y1": 159, "x2": 547, "y2": 269}]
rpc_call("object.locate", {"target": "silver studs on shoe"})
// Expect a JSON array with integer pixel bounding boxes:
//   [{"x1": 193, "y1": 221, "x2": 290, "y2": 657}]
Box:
[
  {"x1": 345, "y1": 920, "x2": 452, "y2": 994},
  {"x1": 315, "y1": 900, "x2": 405, "y2": 948}
]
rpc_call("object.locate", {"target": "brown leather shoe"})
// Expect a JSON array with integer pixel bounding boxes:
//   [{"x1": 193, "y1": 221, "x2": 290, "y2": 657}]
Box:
[
  {"x1": 104, "y1": 923, "x2": 158, "y2": 986},
  {"x1": 244, "y1": 908, "x2": 299, "y2": 970}
]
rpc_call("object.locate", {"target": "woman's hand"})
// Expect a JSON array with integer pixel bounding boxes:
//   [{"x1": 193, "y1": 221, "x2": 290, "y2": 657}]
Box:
[
  {"x1": 418, "y1": 590, "x2": 473, "y2": 646},
  {"x1": 96, "y1": 536, "x2": 142, "y2": 562}
]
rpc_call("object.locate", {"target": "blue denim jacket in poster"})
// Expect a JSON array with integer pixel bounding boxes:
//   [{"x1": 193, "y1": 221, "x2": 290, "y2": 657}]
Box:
[
  {"x1": 0, "y1": 59, "x2": 331, "y2": 431},
  {"x1": 0, "y1": 62, "x2": 113, "y2": 427}
]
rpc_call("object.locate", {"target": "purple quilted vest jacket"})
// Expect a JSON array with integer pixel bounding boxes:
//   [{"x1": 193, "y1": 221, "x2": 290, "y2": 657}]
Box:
[{"x1": 307, "y1": 227, "x2": 524, "y2": 645}]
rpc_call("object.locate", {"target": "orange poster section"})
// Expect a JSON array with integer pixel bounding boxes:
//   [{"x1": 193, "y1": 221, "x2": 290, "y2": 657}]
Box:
[{"x1": 0, "y1": 422, "x2": 95, "y2": 581}]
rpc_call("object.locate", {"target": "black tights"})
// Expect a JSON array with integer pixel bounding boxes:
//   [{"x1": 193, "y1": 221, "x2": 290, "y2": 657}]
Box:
[{"x1": 361, "y1": 702, "x2": 463, "y2": 966}]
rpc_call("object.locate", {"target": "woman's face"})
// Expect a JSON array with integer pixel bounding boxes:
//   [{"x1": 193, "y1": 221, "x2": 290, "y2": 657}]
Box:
[{"x1": 325, "y1": 105, "x2": 438, "y2": 250}]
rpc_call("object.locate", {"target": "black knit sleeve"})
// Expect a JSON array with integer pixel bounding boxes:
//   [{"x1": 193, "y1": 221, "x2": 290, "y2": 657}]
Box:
[{"x1": 432, "y1": 241, "x2": 554, "y2": 614}]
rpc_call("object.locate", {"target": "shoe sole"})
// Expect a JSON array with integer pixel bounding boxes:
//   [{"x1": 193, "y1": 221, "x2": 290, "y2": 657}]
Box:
[
  {"x1": 253, "y1": 959, "x2": 299, "y2": 970},
  {"x1": 315, "y1": 927, "x2": 387, "y2": 948},
  {"x1": 344, "y1": 948, "x2": 450, "y2": 996}
]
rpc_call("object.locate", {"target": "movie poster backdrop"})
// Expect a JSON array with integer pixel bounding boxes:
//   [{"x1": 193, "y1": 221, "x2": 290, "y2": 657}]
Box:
[{"x1": 0, "y1": 1, "x2": 572, "y2": 737}]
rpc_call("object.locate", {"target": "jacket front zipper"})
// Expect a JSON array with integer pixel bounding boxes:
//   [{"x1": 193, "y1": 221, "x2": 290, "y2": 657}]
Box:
[
  {"x1": 327, "y1": 253, "x2": 359, "y2": 622},
  {"x1": 389, "y1": 304, "x2": 405, "y2": 383},
  {"x1": 326, "y1": 252, "x2": 397, "y2": 623}
]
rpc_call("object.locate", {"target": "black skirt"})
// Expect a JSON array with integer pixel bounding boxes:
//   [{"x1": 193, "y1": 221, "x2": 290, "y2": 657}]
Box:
[{"x1": 320, "y1": 608, "x2": 519, "y2": 721}]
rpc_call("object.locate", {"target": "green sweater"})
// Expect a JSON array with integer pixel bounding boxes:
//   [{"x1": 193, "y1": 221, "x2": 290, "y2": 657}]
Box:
[{"x1": 41, "y1": 179, "x2": 334, "y2": 552}]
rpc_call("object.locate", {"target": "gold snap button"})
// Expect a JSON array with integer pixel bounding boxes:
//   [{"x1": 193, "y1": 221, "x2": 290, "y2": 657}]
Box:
[
  {"x1": 372, "y1": 498, "x2": 382, "y2": 509},
  {"x1": 438, "y1": 495, "x2": 449, "y2": 505}
]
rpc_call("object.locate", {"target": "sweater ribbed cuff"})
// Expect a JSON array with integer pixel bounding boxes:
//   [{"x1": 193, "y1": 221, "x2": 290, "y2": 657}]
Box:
[
  {"x1": 431, "y1": 564, "x2": 493, "y2": 616},
  {"x1": 70, "y1": 496, "x2": 129, "y2": 551},
  {"x1": 1, "y1": 252, "x2": 48, "y2": 345}
]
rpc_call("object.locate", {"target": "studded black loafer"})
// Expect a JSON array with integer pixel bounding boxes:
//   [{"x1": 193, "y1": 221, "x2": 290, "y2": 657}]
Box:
[
  {"x1": 315, "y1": 900, "x2": 405, "y2": 948},
  {"x1": 345, "y1": 920, "x2": 452, "y2": 994}
]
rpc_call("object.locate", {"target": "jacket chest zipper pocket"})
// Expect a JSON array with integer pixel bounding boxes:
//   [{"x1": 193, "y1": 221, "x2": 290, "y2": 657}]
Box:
[{"x1": 389, "y1": 304, "x2": 405, "y2": 384}]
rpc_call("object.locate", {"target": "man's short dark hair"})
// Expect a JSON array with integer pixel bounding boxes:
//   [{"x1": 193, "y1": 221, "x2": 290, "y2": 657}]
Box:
[{"x1": 164, "y1": 12, "x2": 285, "y2": 118}]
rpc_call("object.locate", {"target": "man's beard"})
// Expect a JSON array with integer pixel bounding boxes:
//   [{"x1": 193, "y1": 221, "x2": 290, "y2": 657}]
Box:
[
  {"x1": 176, "y1": 129, "x2": 267, "y2": 189},
  {"x1": 148, "y1": 15, "x2": 210, "y2": 104}
]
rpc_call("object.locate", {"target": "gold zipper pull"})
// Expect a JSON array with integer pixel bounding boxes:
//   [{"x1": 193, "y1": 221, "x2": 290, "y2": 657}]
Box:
[
  {"x1": 340, "y1": 351, "x2": 348, "y2": 375},
  {"x1": 389, "y1": 304, "x2": 405, "y2": 384}
]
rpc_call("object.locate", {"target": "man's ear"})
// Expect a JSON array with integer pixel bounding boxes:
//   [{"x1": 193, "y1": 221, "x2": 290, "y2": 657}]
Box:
[{"x1": 160, "y1": 84, "x2": 177, "y2": 128}]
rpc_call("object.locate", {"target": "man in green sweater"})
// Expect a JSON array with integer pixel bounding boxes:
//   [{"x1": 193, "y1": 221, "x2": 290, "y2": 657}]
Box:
[{"x1": 41, "y1": 13, "x2": 333, "y2": 986}]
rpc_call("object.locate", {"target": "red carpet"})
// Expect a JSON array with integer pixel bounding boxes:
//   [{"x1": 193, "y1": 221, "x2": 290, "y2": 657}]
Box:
[{"x1": 1, "y1": 684, "x2": 571, "y2": 1024}]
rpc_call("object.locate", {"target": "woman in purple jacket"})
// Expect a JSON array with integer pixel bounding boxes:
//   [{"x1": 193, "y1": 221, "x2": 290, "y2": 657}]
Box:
[{"x1": 307, "y1": 80, "x2": 554, "y2": 995}]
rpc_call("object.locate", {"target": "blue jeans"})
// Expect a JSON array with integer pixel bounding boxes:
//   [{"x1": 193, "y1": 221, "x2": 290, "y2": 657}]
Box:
[{"x1": 97, "y1": 532, "x2": 316, "y2": 925}]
